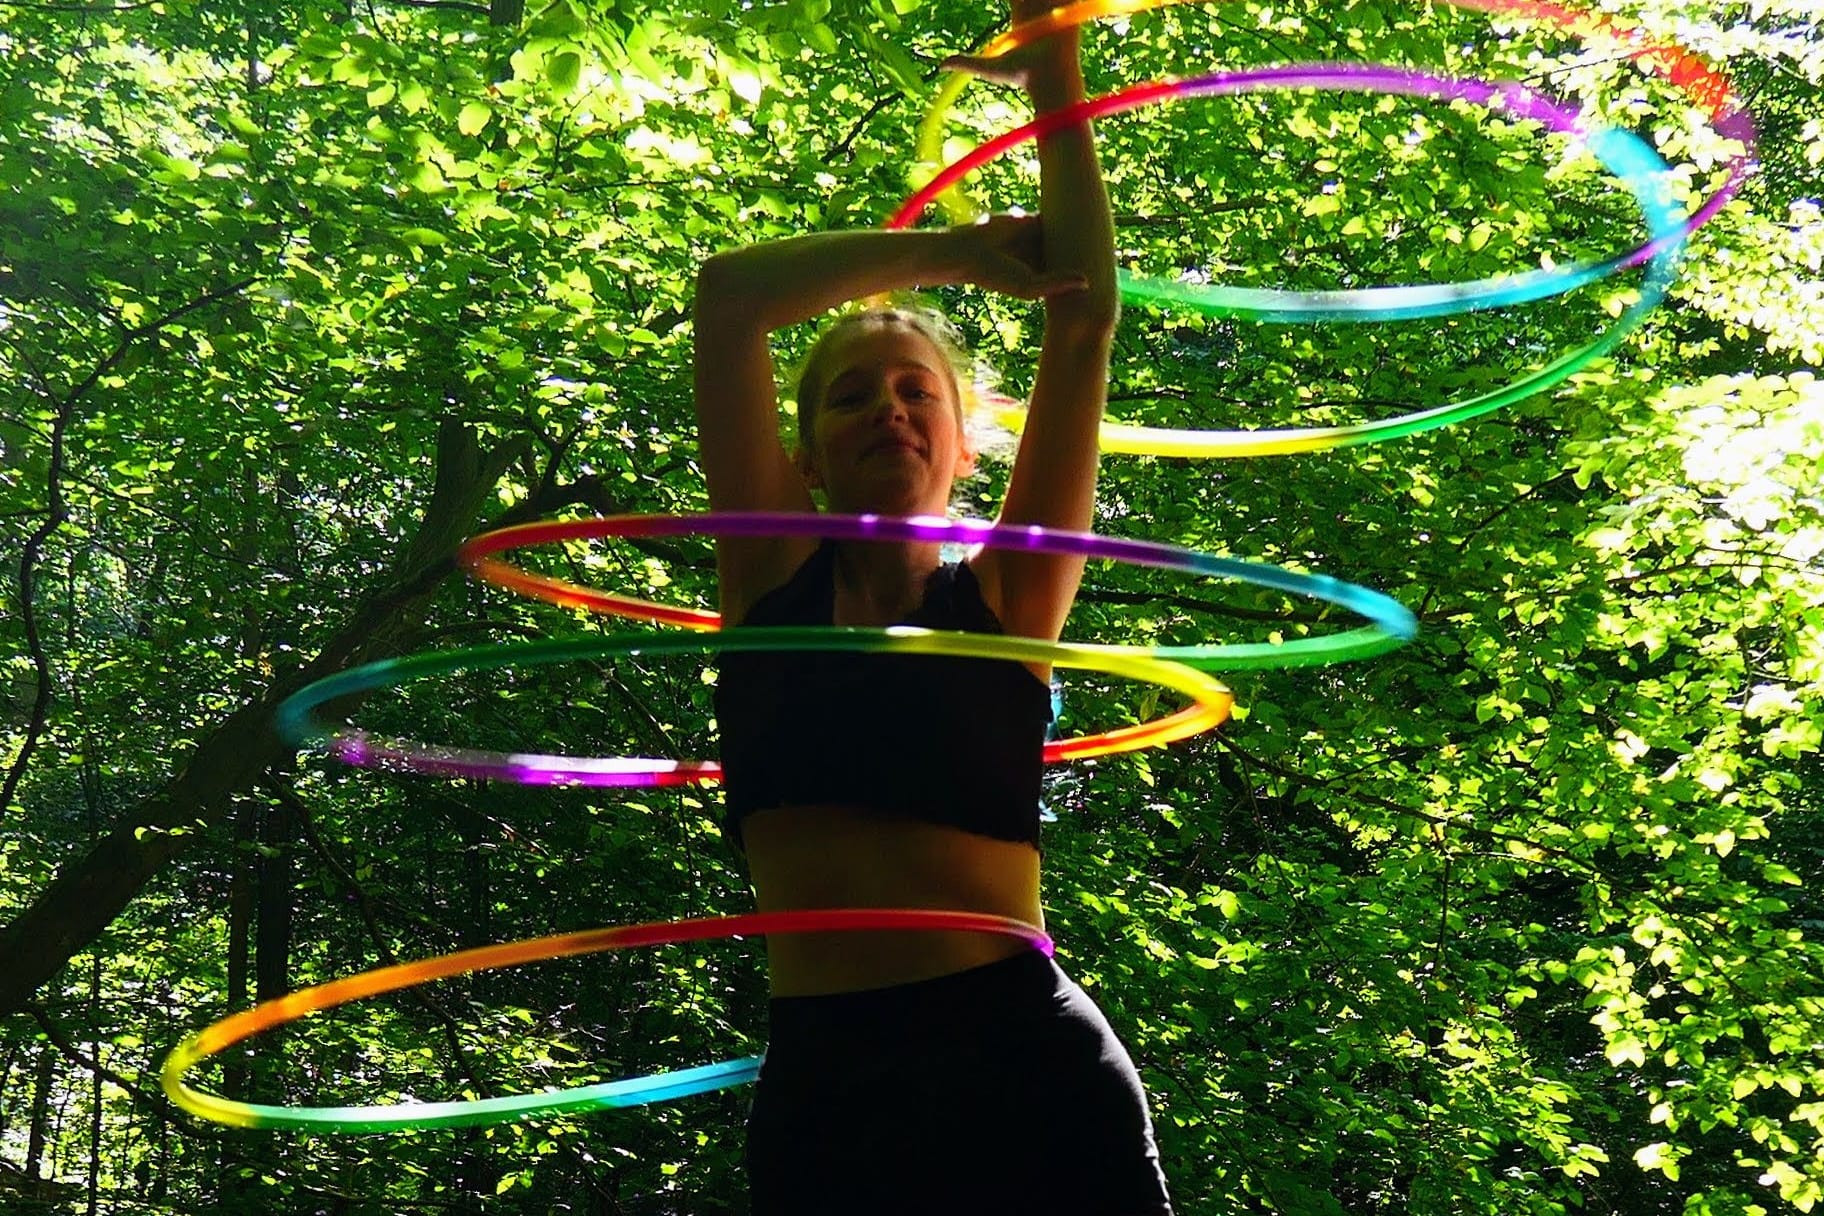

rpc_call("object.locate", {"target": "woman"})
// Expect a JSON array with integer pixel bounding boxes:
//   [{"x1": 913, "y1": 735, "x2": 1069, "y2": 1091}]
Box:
[{"x1": 693, "y1": 8, "x2": 1173, "y2": 1213}]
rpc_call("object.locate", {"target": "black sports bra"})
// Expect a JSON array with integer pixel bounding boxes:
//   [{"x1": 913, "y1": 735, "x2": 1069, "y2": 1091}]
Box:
[{"x1": 713, "y1": 542, "x2": 1052, "y2": 852}]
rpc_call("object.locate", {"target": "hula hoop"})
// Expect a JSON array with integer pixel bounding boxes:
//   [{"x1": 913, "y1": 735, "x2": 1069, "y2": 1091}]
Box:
[
  {"x1": 894, "y1": 64, "x2": 1685, "y2": 457},
  {"x1": 458, "y1": 512, "x2": 1418, "y2": 670},
  {"x1": 918, "y1": 0, "x2": 1755, "y2": 250},
  {"x1": 906, "y1": 65, "x2": 1678, "y2": 321},
  {"x1": 163, "y1": 909, "x2": 1050, "y2": 1132},
  {"x1": 274, "y1": 624, "x2": 1234, "y2": 787}
]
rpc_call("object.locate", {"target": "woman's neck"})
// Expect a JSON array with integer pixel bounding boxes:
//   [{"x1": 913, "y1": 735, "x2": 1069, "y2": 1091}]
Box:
[{"x1": 829, "y1": 540, "x2": 944, "y2": 626}]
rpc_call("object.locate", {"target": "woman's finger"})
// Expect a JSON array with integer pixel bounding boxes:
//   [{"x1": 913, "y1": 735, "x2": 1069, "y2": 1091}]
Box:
[{"x1": 940, "y1": 52, "x2": 1028, "y2": 86}]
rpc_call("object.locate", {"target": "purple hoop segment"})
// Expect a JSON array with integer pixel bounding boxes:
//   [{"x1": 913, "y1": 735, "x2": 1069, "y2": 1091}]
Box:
[{"x1": 459, "y1": 512, "x2": 1418, "y2": 670}]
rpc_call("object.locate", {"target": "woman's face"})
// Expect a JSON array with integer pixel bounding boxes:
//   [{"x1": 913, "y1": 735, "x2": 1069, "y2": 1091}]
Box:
[{"x1": 797, "y1": 322, "x2": 974, "y2": 515}]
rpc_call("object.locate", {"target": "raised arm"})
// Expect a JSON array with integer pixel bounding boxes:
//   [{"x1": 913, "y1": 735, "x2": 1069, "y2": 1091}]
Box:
[
  {"x1": 694, "y1": 224, "x2": 1084, "y2": 622},
  {"x1": 957, "y1": 6, "x2": 1120, "y2": 643}
]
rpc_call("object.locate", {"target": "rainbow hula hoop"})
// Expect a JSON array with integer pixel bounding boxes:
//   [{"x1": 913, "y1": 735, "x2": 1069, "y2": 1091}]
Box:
[
  {"x1": 908, "y1": 64, "x2": 1682, "y2": 320},
  {"x1": 896, "y1": 63, "x2": 1687, "y2": 457},
  {"x1": 275, "y1": 624, "x2": 1234, "y2": 787},
  {"x1": 163, "y1": 909, "x2": 1050, "y2": 1132},
  {"x1": 918, "y1": 0, "x2": 1755, "y2": 246},
  {"x1": 459, "y1": 512, "x2": 1418, "y2": 670}
]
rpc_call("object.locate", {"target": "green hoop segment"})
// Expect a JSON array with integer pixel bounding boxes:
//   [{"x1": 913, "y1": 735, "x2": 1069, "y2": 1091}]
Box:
[{"x1": 276, "y1": 626, "x2": 1235, "y2": 787}]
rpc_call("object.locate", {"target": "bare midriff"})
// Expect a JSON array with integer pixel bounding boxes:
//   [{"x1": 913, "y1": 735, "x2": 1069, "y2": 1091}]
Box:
[{"x1": 740, "y1": 804, "x2": 1045, "y2": 998}]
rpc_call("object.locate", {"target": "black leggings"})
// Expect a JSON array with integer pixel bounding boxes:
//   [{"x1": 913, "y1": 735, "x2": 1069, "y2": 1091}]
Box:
[{"x1": 745, "y1": 950, "x2": 1174, "y2": 1215}]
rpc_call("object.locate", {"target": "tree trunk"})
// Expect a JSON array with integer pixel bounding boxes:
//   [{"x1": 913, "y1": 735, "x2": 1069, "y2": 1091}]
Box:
[
  {"x1": 227, "y1": 802, "x2": 254, "y2": 1025},
  {"x1": 255, "y1": 796, "x2": 297, "y2": 1005},
  {"x1": 24, "y1": 1045, "x2": 53, "y2": 1178},
  {"x1": 460, "y1": 799, "x2": 491, "y2": 950},
  {"x1": 0, "y1": 1033, "x2": 18, "y2": 1141},
  {"x1": 218, "y1": 801, "x2": 255, "y2": 1206},
  {"x1": 151, "y1": 1064, "x2": 169, "y2": 1203},
  {"x1": 219, "y1": 794, "x2": 297, "y2": 1214},
  {"x1": 85, "y1": 953, "x2": 101, "y2": 1216}
]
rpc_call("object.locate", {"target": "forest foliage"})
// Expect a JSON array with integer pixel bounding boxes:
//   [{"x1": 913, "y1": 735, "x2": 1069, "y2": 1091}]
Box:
[{"x1": 2, "y1": 0, "x2": 1822, "y2": 1212}]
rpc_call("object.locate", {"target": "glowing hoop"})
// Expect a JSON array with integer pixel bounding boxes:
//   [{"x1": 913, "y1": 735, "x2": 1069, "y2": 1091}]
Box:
[
  {"x1": 275, "y1": 624, "x2": 1235, "y2": 786},
  {"x1": 894, "y1": 64, "x2": 1686, "y2": 456},
  {"x1": 906, "y1": 64, "x2": 1679, "y2": 320},
  {"x1": 163, "y1": 909, "x2": 1050, "y2": 1132},
  {"x1": 459, "y1": 512, "x2": 1417, "y2": 670},
  {"x1": 918, "y1": 0, "x2": 1754, "y2": 248}
]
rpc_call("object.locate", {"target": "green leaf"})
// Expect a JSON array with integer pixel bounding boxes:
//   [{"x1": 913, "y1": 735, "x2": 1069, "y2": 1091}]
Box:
[
  {"x1": 406, "y1": 161, "x2": 448, "y2": 192},
  {"x1": 548, "y1": 49, "x2": 583, "y2": 92},
  {"x1": 458, "y1": 101, "x2": 493, "y2": 137}
]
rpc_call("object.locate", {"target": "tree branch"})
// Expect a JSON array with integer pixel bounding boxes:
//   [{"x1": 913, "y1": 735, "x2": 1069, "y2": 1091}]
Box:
[
  {"x1": 830, "y1": 90, "x2": 900, "y2": 162},
  {"x1": 2, "y1": 276, "x2": 257, "y2": 814},
  {"x1": 18, "y1": 1003, "x2": 222, "y2": 1139},
  {"x1": 1074, "y1": 584, "x2": 1336, "y2": 626},
  {"x1": 382, "y1": 0, "x2": 493, "y2": 19},
  {"x1": 827, "y1": 15, "x2": 1001, "y2": 163},
  {"x1": 0, "y1": 0, "x2": 157, "y2": 10},
  {"x1": 0, "y1": 421, "x2": 523, "y2": 1016},
  {"x1": 279, "y1": 784, "x2": 616, "y2": 1207},
  {"x1": 1207, "y1": 734, "x2": 1594, "y2": 868}
]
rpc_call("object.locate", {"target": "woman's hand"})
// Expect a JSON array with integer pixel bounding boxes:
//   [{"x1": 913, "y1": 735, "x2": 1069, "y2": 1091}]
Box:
[
  {"x1": 941, "y1": 1, "x2": 1080, "y2": 89},
  {"x1": 949, "y1": 214, "x2": 1088, "y2": 300},
  {"x1": 939, "y1": 45, "x2": 1047, "y2": 90}
]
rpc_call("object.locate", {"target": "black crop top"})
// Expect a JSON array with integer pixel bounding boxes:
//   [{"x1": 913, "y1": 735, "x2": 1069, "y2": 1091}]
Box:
[{"x1": 713, "y1": 542, "x2": 1053, "y2": 852}]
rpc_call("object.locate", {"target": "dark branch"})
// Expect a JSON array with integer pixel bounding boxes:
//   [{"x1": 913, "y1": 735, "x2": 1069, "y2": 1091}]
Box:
[
  {"x1": 0, "y1": 1, "x2": 157, "y2": 10},
  {"x1": 1075, "y1": 585, "x2": 1335, "y2": 626},
  {"x1": 831, "y1": 91, "x2": 899, "y2": 162},
  {"x1": 20, "y1": 1002, "x2": 221, "y2": 1138},
  {"x1": 2, "y1": 276, "x2": 256, "y2": 814},
  {"x1": 827, "y1": 16, "x2": 1000, "y2": 164},
  {"x1": 280, "y1": 784, "x2": 615, "y2": 1206},
  {"x1": 1207, "y1": 734, "x2": 1591, "y2": 866}
]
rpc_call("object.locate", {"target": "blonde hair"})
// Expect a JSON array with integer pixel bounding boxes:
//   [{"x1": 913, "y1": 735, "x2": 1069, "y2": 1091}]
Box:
[{"x1": 790, "y1": 298, "x2": 1006, "y2": 455}]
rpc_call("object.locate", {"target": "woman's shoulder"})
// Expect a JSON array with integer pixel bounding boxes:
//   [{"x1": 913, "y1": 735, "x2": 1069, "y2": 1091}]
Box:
[{"x1": 728, "y1": 539, "x2": 833, "y2": 627}]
